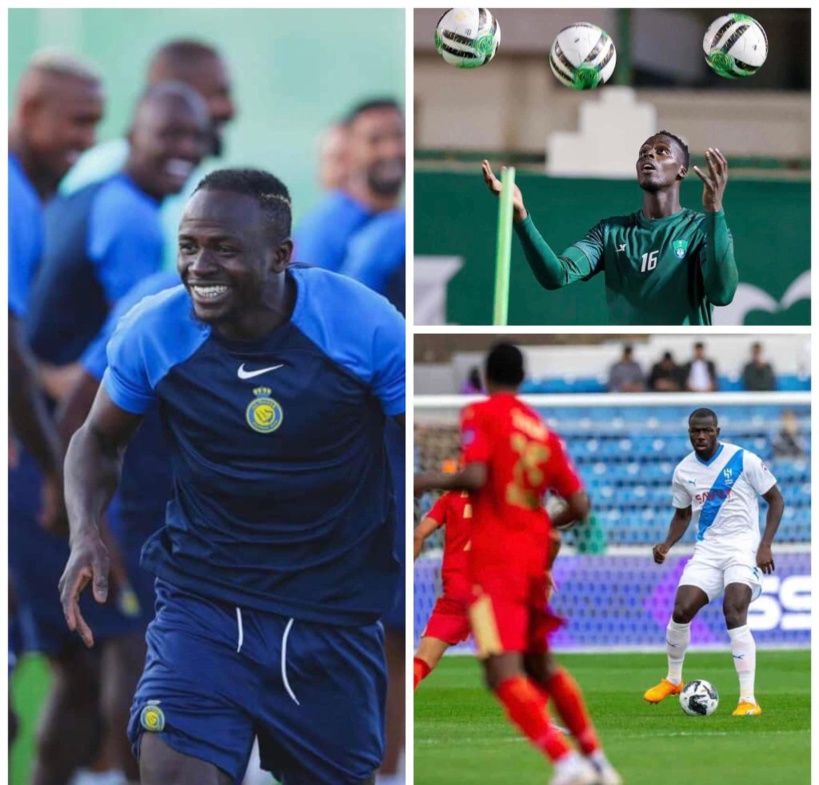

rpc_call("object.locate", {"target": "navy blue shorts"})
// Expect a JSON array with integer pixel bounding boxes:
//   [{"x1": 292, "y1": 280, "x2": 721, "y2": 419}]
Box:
[{"x1": 129, "y1": 579, "x2": 386, "y2": 784}]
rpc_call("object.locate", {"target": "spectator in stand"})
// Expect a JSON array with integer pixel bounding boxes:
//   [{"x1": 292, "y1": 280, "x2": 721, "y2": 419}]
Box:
[
  {"x1": 772, "y1": 410, "x2": 808, "y2": 459},
  {"x1": 682, "y1": 342, "x2": 718, "y2": 392},
  {"x1": 742, "y1": 342, "x2": 776, "y2": 391},
  {"x1": 460, "y1": 365, "x2": 483, "y2": 394},
  {"x1": 607, "y1": 344, "x2": 645, "y2": 392},
  {"x1": 648, "y1": 351, "x2": 683, "y2": 392}
]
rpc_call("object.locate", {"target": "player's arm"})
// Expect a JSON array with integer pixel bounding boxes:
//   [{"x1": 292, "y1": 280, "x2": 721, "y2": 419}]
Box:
[
  {"x1": 8, "y1": 312, "x2": 67, "y2": 534},
  {"x1": 652, "y1": 506, "x2": 693, "y2": 563},
  {"x1": 550, "y1": 490, "x2": 590, "y2": 530},
  {"x1": 414, "y1": 515, "x2": 442, "y2": 560},
  {"x1": 482, "y1": 160, "x2": 602, "y2": 290},
  {"x1": 756, "y1": 484, "x2": 785, "y2": 574},
  {"x1": 59, "y1": 386, "x2": 143, "y2": 647},
  {"x1": 692, "y1": 148, "x2": 738, "y2": 306},
  {"x1": 414, "y1": 462, "x2": 487, "y2": 497}
]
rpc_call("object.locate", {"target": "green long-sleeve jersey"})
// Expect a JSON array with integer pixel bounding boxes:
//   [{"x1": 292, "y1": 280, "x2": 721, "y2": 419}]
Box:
[{"x1": 513, "y1": 208, "x2": 737, "y2": 326}]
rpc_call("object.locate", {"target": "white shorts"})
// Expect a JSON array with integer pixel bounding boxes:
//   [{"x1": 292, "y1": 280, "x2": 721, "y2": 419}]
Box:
[{"x1": 678, "y1": 543, "x2": 762, "y2": 603}]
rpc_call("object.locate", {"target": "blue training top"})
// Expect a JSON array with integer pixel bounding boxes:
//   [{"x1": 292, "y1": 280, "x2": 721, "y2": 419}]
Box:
[
  {"x1": 293, "y1": 190, "x2": 373, "y2": 272},
  {"x1": 26, "y1": 173, "x2": 164, "y2": 365},
  {"x1": 103, "y1": 266, "x2": 406, "y2": 625},
  {"x1": 8, "y1": 154, "x2": 44, "y2": 317}
]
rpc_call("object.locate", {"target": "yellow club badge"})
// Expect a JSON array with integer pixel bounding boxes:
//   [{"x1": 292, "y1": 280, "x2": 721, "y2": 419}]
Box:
[
  {"x1": 139, "y1": 703, "x2": 165, "y2": 732},
  {"x1": 246, "y1": 387, "x2": 284, "y2": 434}
]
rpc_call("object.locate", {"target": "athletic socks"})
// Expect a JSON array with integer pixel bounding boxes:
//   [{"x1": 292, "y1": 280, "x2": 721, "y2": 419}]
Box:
[
  {"x1": 728, "y1": 624, "x2": 757, "y2": 702},
  {"x1": 665, "y1": 619, "x2": 691, "y2": 685},
  {"x1": 413, "y1": 657, "x2": 432, "y2": 690},
  {"x1": 495, "y1": 676, "x2": 572, "y2": 762},
  {"x1": 543, "y1": 669, "x2": 600, "y2": 755}
]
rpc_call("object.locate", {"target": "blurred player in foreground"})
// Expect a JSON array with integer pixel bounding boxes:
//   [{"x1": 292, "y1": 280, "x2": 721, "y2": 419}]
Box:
[
  {"x1": 644, "y1": 408, "x2": 784, "y2": 716},
  {"x1": 60, "y1": 168, "x2": 405, "y2": 784},
  {"x1": 415, "y1": 344, "x2": 621, "y2": 785},
  {"x1": 482, "y1": 132, "x2": 737, "y2": 326}
]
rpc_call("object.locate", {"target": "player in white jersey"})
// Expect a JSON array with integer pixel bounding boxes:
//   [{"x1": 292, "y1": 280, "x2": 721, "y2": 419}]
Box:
[{"x1": 643, "y1": 408, "x2": 784, "y2": 716}]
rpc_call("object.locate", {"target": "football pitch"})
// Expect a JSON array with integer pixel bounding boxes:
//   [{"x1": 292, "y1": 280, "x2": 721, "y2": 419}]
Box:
[{"x1": 415, "y1": 650, "x2": 810, "y2": 785}]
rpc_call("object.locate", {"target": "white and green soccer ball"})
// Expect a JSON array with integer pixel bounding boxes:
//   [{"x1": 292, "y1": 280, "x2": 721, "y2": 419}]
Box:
[
  {"x1": 434, "y1": 8, "x2": 501, "y2": 69},
  {"x1": 680, "y1": 679, "x2": 719, "y2": 716},
  {"x1": 703, "y1": 13, "x2": 768, "y2": 79},
  {"x1": 549, "y1": 23, "x2": 617, "y2": 90}
]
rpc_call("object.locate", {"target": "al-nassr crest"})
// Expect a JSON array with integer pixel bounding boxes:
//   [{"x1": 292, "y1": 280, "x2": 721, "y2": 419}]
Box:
[{"x1": 246, "y1": 387, "x2": 283, "y2": 434}]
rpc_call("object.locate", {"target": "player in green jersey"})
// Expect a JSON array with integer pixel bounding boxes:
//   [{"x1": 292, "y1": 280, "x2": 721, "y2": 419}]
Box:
[{"x1": 482, "y1": 131, "x2": 737, "y2": 325}]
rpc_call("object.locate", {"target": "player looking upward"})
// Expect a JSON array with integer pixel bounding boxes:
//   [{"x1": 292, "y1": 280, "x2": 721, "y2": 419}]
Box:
[
  {"x1": 59, "y1": 168, "x2": 405, "y2": 784},
  {"x1": 644, "y1": 408, "x2": 784, "y2": 716},
  {"x1": 415, "y1": 343, "x2": 621, "y2": 785},
  {"x1": 482, "y1": 132, "x2": 738, "y2": 325}
]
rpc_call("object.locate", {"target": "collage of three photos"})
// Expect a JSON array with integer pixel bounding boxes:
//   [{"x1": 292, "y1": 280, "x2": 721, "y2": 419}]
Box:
[{"x1": 7, "y1": 7, "x2": 810, "y2": 785}]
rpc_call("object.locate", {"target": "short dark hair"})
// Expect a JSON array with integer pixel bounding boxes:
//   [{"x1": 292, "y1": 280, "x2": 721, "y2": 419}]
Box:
[
  {"x1": 344, "y1": 98, "x2": 402, "y2": 126},
  {"x1": 485, "y1": 342, "x2": 525, "y2": 388},
  {"x1": 656, "y1": 129, "x2": 690, "y2": 171},
  {"x1": 689, "y1": 407, "x2": 718, "y2": 426},
  {"x1": 194, "y1": 168, "x2": 292, "y2": 237},
  {"x1": 694, "y1": 341, "x2": 705, "y2": 350}
]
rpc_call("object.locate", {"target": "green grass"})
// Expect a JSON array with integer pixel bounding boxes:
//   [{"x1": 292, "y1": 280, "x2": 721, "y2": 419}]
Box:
[
  {"x1": 415, "y1": 651, "x2": 810, "y2": 785},
  {"x1": 10, "y1": 654, "x2": 53, "y2": 785}
]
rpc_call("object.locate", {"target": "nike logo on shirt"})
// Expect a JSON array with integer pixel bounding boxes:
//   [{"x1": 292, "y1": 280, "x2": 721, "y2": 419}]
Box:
[{"x1": 237, "y1": 363, "x2": 284, "y2": 380}]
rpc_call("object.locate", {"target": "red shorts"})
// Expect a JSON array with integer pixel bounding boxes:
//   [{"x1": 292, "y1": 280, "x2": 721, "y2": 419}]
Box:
[
  {"x1": 468, "y1": 571, "x2": 563, "y2": 656},
  {"x1": 422, "y1": 595, "x2": 470, "y2": 645}
]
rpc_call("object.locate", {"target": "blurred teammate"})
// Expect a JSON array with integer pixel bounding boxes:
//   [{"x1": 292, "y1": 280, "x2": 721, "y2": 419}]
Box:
[
  {"x1": 28, "y1": 81, "x2": 208, "y2": 373},
  {"x1": 482, "y1": 132, "x2": 737, "y2": 325},
  {"x1": 644, "y1": 408, "x2": 784, "y2": 716},
  {"x1": 294, "y1": 98, "x2": 404, "y2": 275},
  {"x1": 60, "y1": 168, "x2": 405, "y2": 784},
  {"x1": 317, "y1": 121, "x2": 349, "y2": 191},
  {"x1": 415, "y1": 343, "x2": 621, "y2": 785}
]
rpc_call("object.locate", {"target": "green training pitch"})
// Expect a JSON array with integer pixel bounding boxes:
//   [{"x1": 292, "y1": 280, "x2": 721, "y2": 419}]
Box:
[{"x1": 415, "y1": 651, "x2": 810, "y2": 785}]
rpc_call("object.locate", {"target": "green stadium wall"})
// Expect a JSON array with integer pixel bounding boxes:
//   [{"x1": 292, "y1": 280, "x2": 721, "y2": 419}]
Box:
[{"x1": 415, "y1": 171, "x2": 810, "y2": 325}]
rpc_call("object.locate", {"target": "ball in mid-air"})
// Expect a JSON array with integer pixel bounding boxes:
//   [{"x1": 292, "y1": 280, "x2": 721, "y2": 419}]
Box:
[
  {"x1": 434, "y1": 8, "x2": 501, "y2": 69},
  {"x1": 703, "y1": 14, "x2": 768, "y2": 79},
  {"x1": 549, "y1": 23, "x2": 617, "y2": 90},
  {"x1": 679, "y1": 679, "x2": 719, "y2": 716}
]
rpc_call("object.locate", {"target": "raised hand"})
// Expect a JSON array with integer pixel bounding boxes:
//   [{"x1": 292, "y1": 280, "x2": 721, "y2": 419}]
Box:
[
  {"x1": 481, "y1": 160, "x2": 528, "y2": 221},
  {"x1": 692, "y1": 148, "x2": 728, "y2": 213}
]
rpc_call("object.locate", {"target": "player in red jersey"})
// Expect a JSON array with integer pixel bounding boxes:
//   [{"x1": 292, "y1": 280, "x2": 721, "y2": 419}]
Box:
[
  {"x1": 415, "y1": 343, "x2": 621, "y2": 785},
  {"x1": 413, "y1": 489, "x2": 473, "y2": 689}
]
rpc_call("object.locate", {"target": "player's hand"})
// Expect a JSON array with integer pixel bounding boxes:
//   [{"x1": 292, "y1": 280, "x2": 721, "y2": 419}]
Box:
[
  {"x1": 652, "y1": 542, "x2": 670, "y2": 564},
  {"x1": 756, "y1": 542, "x2": 775, "y2": 574},
  {"x1": 692, "y1": 148, "x2": 728, "y2": 213},
  {"x1": 414, "y1": 471, "x2": 437, "y2": 498},
  {"x1": 39, "y1": 471, "x2": 69, "y2": 537},
  {"x1": 59, "y1": 531, "x2": 110, "y2": 647},
  {"x1": 481, "y1": 160, "x2": 528, "y2": 222}
]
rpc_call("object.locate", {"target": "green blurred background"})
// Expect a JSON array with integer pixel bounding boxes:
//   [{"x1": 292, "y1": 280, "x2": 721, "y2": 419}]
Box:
[
  {"x1": 8, "y1": 9, "x2": 404, "y2": 784},
  {"x1": 9, "y1": 8, "x2": 405, "y2": 225}
]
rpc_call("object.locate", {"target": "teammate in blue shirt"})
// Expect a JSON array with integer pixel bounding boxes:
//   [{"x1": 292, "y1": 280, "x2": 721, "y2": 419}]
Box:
[
  {"x1": 27, "y1": 81, "x2": 209, "y2": 368},
  {"x1": 294, "y1": 99, "x2": 405, "y2": 274},
  {"x1": 60, "y1": 168, "x2": 406, "y2": 784}
]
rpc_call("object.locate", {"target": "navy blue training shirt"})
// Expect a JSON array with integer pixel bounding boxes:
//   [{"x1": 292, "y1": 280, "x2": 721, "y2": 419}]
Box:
[
  {"x1": 103, "y1": 266, "x2": 406, "y2": 625},
  {"x1": 26, "y1": 173, "x2": 164, "y2": 364}
]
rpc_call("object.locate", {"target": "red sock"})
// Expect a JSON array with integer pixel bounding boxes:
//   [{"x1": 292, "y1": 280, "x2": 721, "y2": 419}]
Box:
[
  {"x1": 495, "y1": 676, "x2": 572, "y2": 762},
  {"x1": 545, "y1": 669, "x2": 600, "y2": 755},
  {"x1": 414, "y1": 657, "x2": 432, "y2": 690}
]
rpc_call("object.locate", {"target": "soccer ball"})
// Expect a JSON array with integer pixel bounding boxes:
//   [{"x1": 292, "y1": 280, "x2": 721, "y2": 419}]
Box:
[
  {"x1": 703, "y1": 14, "x2": 768, "y2": 79},
  {"x1": 680, "y1": 680, "x2": 719, "y2": 716},
  {"x1": 549, "y1": 23, "x2": 617, "y2": 90},
  {"x1": 434, "y1": 8, "x2": 501, "y2": 69}
]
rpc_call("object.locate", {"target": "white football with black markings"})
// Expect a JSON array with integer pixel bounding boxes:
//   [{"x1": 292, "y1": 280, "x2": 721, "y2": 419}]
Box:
[{"x1": 549, "y1": 23, "x2": 617, "y2": 90}]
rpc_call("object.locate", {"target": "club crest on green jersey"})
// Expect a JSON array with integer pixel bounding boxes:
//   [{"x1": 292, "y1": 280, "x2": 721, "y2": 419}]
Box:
[{"x1": 673, "y1": 240, "x2": 689, "y2": 259}]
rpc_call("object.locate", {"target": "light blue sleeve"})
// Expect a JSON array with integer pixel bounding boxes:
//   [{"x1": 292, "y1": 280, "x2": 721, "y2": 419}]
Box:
[
  {"x1": 88, "y1": 180, "x2": 165, "y2": 304},
  {"x1": 8, "y1": 164, "x2": 43, "y2": 317},
  {"x1": 339, "y1": 209, "x2": 405, "y2": 295},
  {"x1": 293, "y1": 269, "x2": 405, "y2": 416},
  {"x1": 102, "y1": 287, "x2": 206, "y2": 414},
  {"x1": 59, "y1": 138, "x2": 129, "y2": 195},
  {"x1": 82, "y1": 271, "x2": 182, "y2": 382}
]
